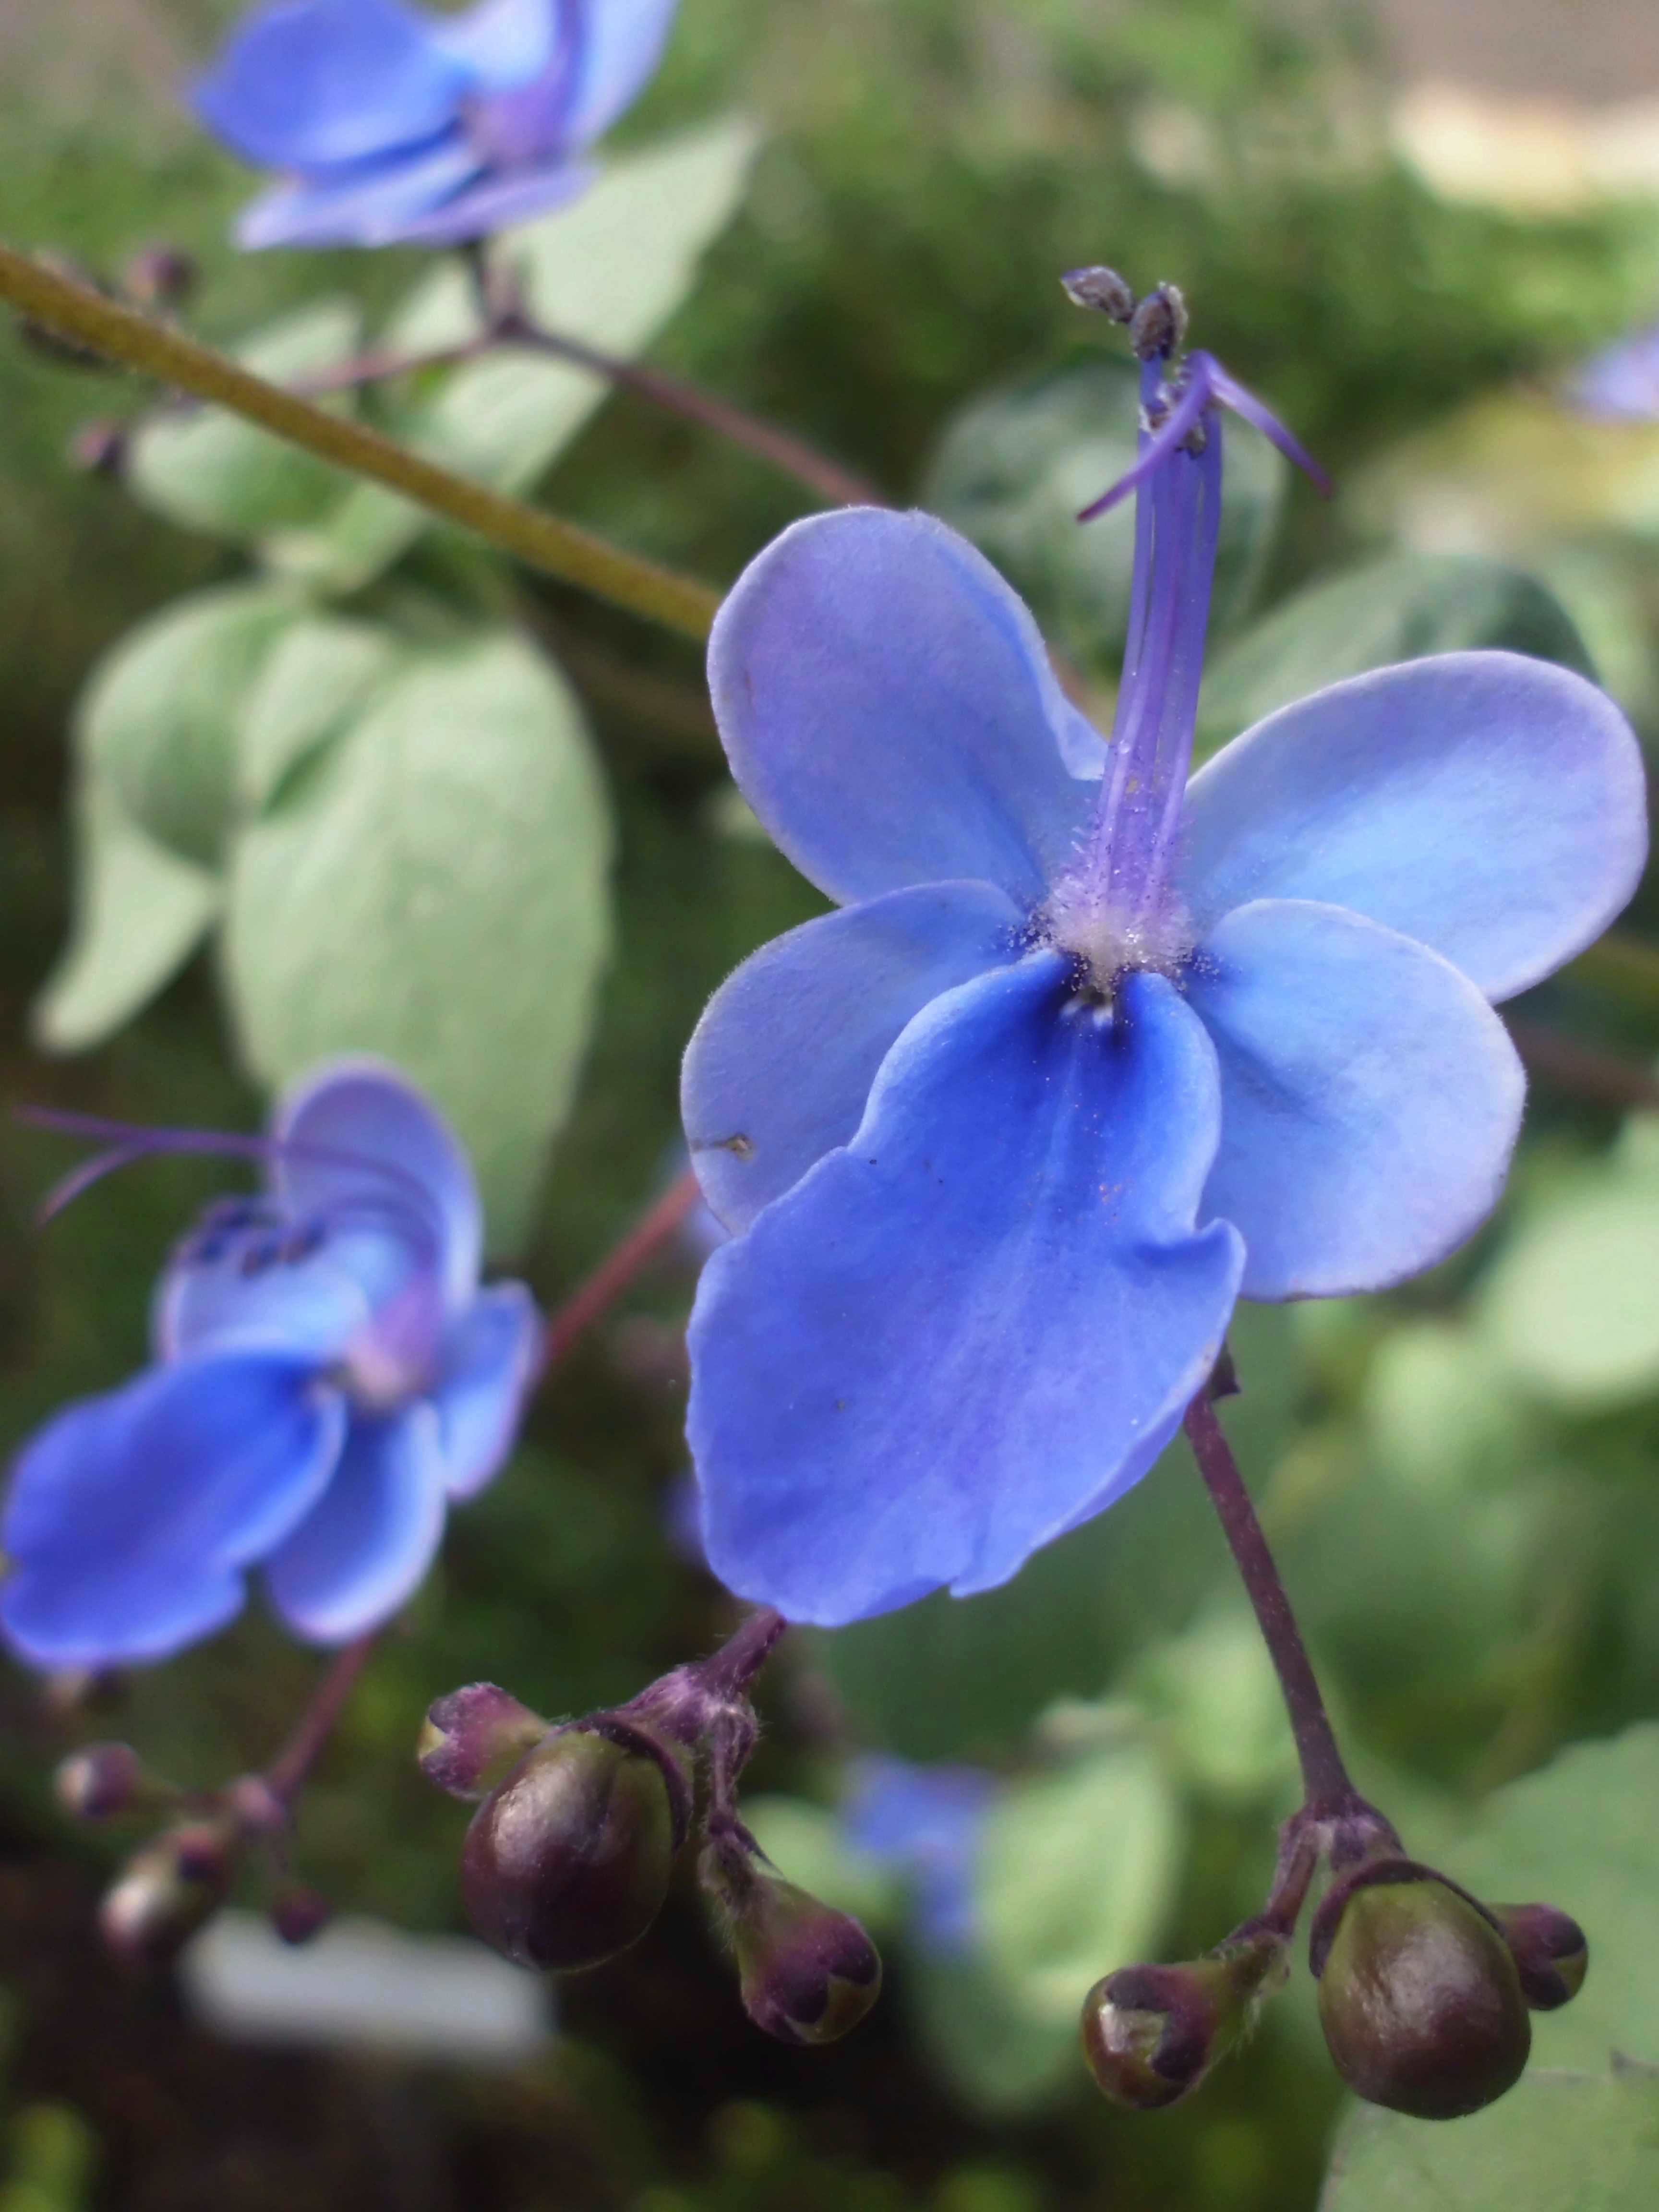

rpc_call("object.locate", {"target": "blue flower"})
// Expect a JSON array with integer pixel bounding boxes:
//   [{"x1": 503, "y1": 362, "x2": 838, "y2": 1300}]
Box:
[
  {"x1": 842, "y1": 1756, "x2": 993, "y2": 1959},
  {"x1": 1571, "y1": 321, "x2": 1659, "y2": 420},
  {"x1": 682, "y1": 343, "x2": 1648, "y2": 1629},
  {"x1": 0, "y1": 1061, "x2": 541, "y2": 1668},
  {"x1": 194, "y1": 0, "x2": 680, "y2": 250}
]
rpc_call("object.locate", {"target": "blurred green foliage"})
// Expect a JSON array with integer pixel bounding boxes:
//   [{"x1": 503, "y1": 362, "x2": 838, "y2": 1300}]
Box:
[{"x1": 5, "y1": 0, "x2": 1659, "y2": 2208}]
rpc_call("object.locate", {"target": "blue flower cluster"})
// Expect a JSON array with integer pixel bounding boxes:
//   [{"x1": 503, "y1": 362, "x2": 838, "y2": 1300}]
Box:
[
  {"x1": 195, "y1": 0, "x2": 680, "y2": 249},
  {"x1": 0, "y1": 1063, "x2": 540, "y2": 1668},
  {"x1": 682, "y1": 346, "x2": 1647, "y2": 1627}
]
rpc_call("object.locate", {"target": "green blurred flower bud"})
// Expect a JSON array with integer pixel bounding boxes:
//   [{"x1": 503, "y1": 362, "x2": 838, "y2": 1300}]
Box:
[
  {"x1": 461, "y1": 1718, "x2": 689, "y2": 1973},
  {"x1": 99, "y1": 1819, "x2": 237, "y2": 1968},
  {"x1": 701, "y1": 1835, "x2": 882, "y2": 2047},
  {"x1": 419, "y1": 1683, "x2": 551, "y2": 1801},
  {"x1": 1312, "y1": 1861, "x2": 1530, "y2": 2119},
  {"x1": 1082, "y1": 1936, "x2": 1286, "y2": 2110},
  {"x1": 1490, "y1": 1902, "x2": 1589, "y2": 2011}
]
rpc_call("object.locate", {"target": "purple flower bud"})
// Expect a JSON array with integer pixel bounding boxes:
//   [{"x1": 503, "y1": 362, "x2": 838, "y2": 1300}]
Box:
[
  {"x1": 460, "y1": 1719, "x2": 690, "y2": 1974},
  {"x1": 701, "y1": 1833, "x2": 882, "y2": 2047},
  {"x1": 68, "y1": 421, "x2": 126, "y2": 478},
  {"x1": 1489, "y1": 1901, "x2": 1589, "y2": 2012},
  {"x1": 1311, "y1": 1860, "x2": 1530, "y2": 2119},
  {"x1": 54, "y1": 1743, "x2": 144, "y2": 1821},
  {"x1": 1061, "y1": 265, "x2": 1137, "y2": 322},
  {"x1": 99, "y1": 1819, "x2": 238, "y2": 1969},
  {"x1": 1128, "y1": 283, "x2": 1188, "y2": 361},
  {"x1": 271, "y1": 1883, "x2": 333, "y2": 1947},
  {"x1": 1082, "y1": 1936, "x2": 1286, "y2": 2109},
  {"x1": 418, "y1": 1683, "x2": 551, "y2": 1802},
  {"x1": 120, "y1": 245, "x2": 197, "y2": 313}
]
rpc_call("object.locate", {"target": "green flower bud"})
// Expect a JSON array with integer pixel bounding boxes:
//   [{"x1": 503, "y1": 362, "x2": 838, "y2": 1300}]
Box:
[
  {"x1": 1312, "y1": 1861, "x2": 1530, "y2": 2120},
  {"x1": 701, "y1": 1836, "x2": 882, "y2": 2047},
  {"x1": 460, "y1": 1718, "x2": 689, "y2": 1973},
  {"x1": 1490, "y1": 1902, "x2": 1589, "y2": 2011},
  {"x1": 1082, "y1": 1936, "x2": 1286, "y2": 2110},
  {"x1": 99, "y1": 1819, "x2": 237, "y2": 1968},
  {"x1": 419, "y1": 1683, "x2": 551, "y2": 1801}
]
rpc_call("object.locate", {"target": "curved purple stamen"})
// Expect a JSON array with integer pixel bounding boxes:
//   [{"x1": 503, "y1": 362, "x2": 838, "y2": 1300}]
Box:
[{"x1": 1076, "y1": 349, "x2": 1331, "y2": 525}]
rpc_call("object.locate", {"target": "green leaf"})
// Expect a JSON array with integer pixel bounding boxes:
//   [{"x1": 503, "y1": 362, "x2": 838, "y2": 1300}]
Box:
[
  {"x1": 222, "y1": 629, "x2": 612, "y2": 1250},
  {"x1": 741, "y1": 1796, "x2": 902, "y2": 1926},
  {"x1": 923, "y1": 355, "x2": 1285, "y2": 673},
  {"x1": 79, "y1": 583, "x2": 300, "y2": 867},
  {"x1": 912, "y1": 1737, "x2": 1181, "y2": 2111},
  {"x1": 1198, "y1": 552, "x2": 1595, "y2": 756},
  {"x1": 237, "y1": 615, "x2": 401, "y2": 813},
  {"x1": 127, "y1": 299, "x2": 364, "y2": 544},
  {"x1": 1131, "y1": 1595, "x2": 1298, "y2": 1802},
  {"x1": 1321, "y1": 2065, "x2": 1659, "y2": 2212},
  {"x1": 31, "y1": 771, "x2": 220, "y2": 1053},
  {"x1": 283, "y1": 119, "x2": 761, "y2": 593},
  {"x1": 1438, "y1": 1728, "x2": 1659, "y2": 2070},
  {"x1": 1480, "y1": 1178, "x2": 1659, "y2": 1411}
]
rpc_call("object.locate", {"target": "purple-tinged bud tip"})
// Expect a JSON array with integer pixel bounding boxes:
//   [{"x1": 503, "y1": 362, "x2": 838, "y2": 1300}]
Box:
[
  {"x1": 120, "y1": 245, "x2": 197, "y2": 313},
  {"x1": 271, "y1": 1883, "x2": 333, "y2": 1947},
  {"x1": 1311, "y1": 1860, "x2": 1530, "y2": 2120},
  {"x1": 460, "y1": 1717, "x2": 690, "y2": 1973},
  {"x1": 1489, "y1": 1902, "x2": 1588, "y2": 2011},
  {"x1": 68, "y1": 421, "x2": 126, "y2": 478},
  {"x1": 1062, "y1": 265, "x2": 1137, "y2": 322},
  {"x1": 1129, "y1": 283, "x2": 1188, "y2": 362},
  {"x1": 701, "y1": 1832, "x2": 881, "y2": 2047},
  {"x1": 419, "y1": 1683, "x2": 551, "y2": 1802},
  {"x1": 1082, "y1": 1936, "x2": 1286, "y2": 2109},
  {"x1": 99, "y1": 1819, "x2": 238, "y2": 1969},
  {"x1": 54, "y1": 1743, "x2": 145, "y2": 1821}
]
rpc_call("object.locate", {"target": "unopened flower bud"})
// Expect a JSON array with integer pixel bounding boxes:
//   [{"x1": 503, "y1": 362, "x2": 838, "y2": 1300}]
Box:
[
  {"x1": 54, "y1": 1743, "x2": 144, "y2": 1821},
  {"x1": 68, "y1": 421, "x2": 126, "y2": 478},
  {"x1": 271, "y1": 1883, "x2": 333, "y2": 1947},
  {"x1": 1061, "y1": 265, "x2": 1137, "y2": 322},
  {"x1": 121, "y1": 245, "x2": 197, "y2": 313},
  {"x1": 1082, "y1": 1936, "x2": 1286, "y2": 2109},
  {"x1": 701, "y1": 1833, "x2": 881, "y2": 2047},
  {"x1": 1129, "y1": 283, "x2": 1188, "y2": 362},
  {"x1": 1312, "y1": 1861, "x2": 1530, "y2": 2119},
  {"x1": 419, "y1": 1683, "x2": 550, "y2": 1801},
  {"x1": 1490, "y1": 1902, "x2": 1588, "y2": 2011},
  {"x1": 99, "y1": 1820, "x2": 237, "y2": 1968},
  {"x1": 460, "y1": 1717, "x2": 689, "y2": 1973}
]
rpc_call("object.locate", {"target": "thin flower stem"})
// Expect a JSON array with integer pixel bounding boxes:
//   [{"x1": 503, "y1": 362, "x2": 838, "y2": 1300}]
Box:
[
  {"x1": 1182, "y1": 1390, "x2": 1355, "y2": 1812},
  {"x1": 539, "y1": 1166, "x2": 704, "y2": 1373},
  {"x1": 0, "y1": 241, "x2": 721, "y2": 641},
  {"x1": 262, "y1": 1632, "x2": 379, "y2": 1808}
]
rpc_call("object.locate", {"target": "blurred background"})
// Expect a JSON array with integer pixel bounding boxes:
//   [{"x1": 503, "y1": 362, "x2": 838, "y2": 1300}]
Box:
[{"x1": 4, "y1": 0, "x2": 1659, "y2": 2206}]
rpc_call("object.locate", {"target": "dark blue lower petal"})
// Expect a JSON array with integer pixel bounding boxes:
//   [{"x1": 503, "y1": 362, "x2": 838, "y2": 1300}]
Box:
[
  {"x1": 0, "y1": 1354, "x2": 346, "y2": 1669},
  {"x1": 687, "y1": 954, "x2": 1243, "y2": 1625},
  {"x1": 264, "y1": 1405, "x2": 448, "y2": 1643}
]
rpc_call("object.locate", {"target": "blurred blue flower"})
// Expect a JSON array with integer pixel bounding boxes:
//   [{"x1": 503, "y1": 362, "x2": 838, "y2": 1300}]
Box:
[
  {"x1": 194, "y1": 0, "x2": 680, "y2": 250},
  {"x1": 682, "y1": 346, "x2": 1647, "y2": 1628},
  {"x1": 0, "y1": 1062, "x2": 541, "y2": 1668},
  {"x1": 842, "y1": 1756, "x2": 993, "y2": 1958},
  {"x1": 1572, "y1": 322, "x2": 1659, "y2": 420}
]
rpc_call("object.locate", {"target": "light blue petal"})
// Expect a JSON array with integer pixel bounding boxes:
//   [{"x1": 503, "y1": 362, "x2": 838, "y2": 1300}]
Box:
[
  {"x1": 682, "y1": 880, "x2": 1023, "y2": 1233},
  {"x1": 1188, "y1": 899, "x2": 1527, "y2": 1302},
  {"x1": 843, "y1": 1755, "x2": 992, "y2": 1957},
  {"x1": 562, "y1": 0, "x2": 681, "y2": 147},
  {"x1": 432, "y1": 1283, "x2": 541, "y2": 1499},
  {"x1": 195, "y1": 0, "x2": 466, "y2": 170},
  {"x1": 234, "y1": 138, "x2": 481, "y2": 250},
  {"x1": 709, "y1": 510, "x2": 1098, "y2": 909},
  {"x1": 429, "y1": 0, "x2": 556, "y2": 88},
  {"x1": 687, "y1": 954, "x2": 1244, "y2": 1625},
  {"x1": 0, "y1": 1354, "x2": 346, "y2": 1669},
  {"x1": 264, "y1": 1404, "x2": 448, "y2": 1641},
  {"x1": 1182, "y1": 651, "x2": 1647, "y2": 1003},
  {"x1": 273, "y1": 1058, "x2": 482, "y2": 1314},
  {"x1": 153, "y1": 1218, "x2": 374, "y2": 1364},
  {"x1": 387, "y1": 157, "x2": 593, "y2": 245}
]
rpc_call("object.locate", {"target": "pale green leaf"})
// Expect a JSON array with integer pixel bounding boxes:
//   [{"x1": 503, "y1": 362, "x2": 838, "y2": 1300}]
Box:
[
  {"x1": 238, "y1": 615, "x2": 401, "y2": 813},
  {"x1": 128, "y1": 299, "x2": 364, "y2": 544},
  {"x1": 741, "y1": 1797, "x2": 902, "y2": 1926},
  {"x1": 1322, "y1": 2066, "x2": 1659, "y2": 2212},
  {"x1": 31, "y1": 771, "x2": 220, "y2": 1053},
  {"x1": 282, "y1": 119, "x2": 760, "y2": 592},
  {"x1": 80, "y1": 582, "x2": 300, "y2": 868},
  {"x1": 222, "y1": 629, "x2": 612, "y2": 1250},
  {"x1": 1442, "y1": 1727, "x2": 1659, "y2": 2070},
  {"x1": 1481, "y1": 1183, "x2": 1659, "y2": 1410}
]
